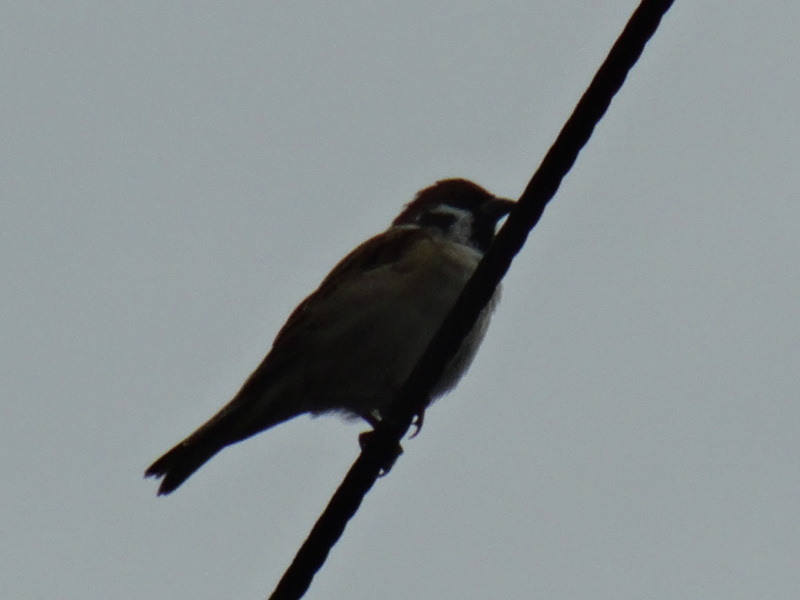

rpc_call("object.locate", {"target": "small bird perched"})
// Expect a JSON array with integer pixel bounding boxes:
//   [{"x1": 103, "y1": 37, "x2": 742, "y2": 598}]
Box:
[{"x1": 146, "y1": 179, "x2": 514, "y2": 495}]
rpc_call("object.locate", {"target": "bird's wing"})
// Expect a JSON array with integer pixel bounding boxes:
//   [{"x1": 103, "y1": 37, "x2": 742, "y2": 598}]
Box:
[{"x1": 232, "y1": 227, "x2": 434, "y2": 401}]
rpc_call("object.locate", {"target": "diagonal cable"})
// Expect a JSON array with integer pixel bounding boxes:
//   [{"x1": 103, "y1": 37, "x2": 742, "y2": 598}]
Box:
[{"x1": 268, "y1": 1, "x2": 676, "y2": 598}]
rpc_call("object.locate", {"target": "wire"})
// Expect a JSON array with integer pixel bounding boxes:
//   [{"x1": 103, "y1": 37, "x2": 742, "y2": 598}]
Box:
[{"x1": 268, "y1": 1, "x2": 676, "y2": 598}]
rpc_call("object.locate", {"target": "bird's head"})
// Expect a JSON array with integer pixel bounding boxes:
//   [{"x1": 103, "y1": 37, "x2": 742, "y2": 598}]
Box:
[{"x1": 393, "y1": 179, "x2": 515, "y2": 252}]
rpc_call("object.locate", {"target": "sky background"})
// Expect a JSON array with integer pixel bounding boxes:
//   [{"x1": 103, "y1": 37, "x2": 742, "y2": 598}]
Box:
[{"x1": 3, "y1": 2, "x2": 799, "y2": 598}]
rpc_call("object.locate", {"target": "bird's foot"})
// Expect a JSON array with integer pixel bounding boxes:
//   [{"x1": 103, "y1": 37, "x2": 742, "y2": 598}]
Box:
[{"x1": 359, "y1": 429, "x2": 403, "y2": 476}]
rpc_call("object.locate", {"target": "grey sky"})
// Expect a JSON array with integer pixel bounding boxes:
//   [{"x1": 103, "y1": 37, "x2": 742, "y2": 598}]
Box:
[{"x1": 2, "y1": 2, "x2": 799, "y2": 598}]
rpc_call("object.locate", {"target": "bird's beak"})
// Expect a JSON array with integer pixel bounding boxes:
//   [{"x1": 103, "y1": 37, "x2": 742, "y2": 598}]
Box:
[{"x1": 482, "y1": 197, "x2": 516, "y2": 222}]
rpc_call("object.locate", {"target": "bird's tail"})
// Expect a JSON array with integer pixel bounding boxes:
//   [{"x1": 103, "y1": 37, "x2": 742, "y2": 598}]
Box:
[
  {"x1": 145, "y1": 386, "x2": 299, "y2": 495},
  {"x1": 145, "y1": 434, "x2": 224, "y2": 495}
]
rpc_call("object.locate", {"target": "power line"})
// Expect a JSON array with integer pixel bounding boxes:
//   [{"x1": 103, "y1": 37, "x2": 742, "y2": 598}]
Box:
[{"x1": 268, "y1": 1, "x2": 676, "y2": 598}]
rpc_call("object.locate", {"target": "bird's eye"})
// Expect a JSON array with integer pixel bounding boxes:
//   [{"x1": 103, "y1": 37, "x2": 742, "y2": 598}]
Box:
[{"x1": 418, "y1": 211, "x2": 457, "y2": 230}]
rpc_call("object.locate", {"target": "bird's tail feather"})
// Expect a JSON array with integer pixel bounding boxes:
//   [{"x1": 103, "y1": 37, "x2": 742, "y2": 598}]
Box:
[
  {"x1": 145, "y1": 436, "x2": 223, "y2": 495},
  {"x1": 145, "y1": 392, "x2": 298, "y2": 495}
]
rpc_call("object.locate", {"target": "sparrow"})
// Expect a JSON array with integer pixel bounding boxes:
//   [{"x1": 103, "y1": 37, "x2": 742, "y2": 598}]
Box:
[{"x1": 145, "y1": 178, "x2": 514, "y2": 495}]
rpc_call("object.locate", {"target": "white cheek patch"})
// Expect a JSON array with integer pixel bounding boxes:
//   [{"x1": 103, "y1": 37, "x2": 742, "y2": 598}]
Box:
[{"x1": 426, "y1": 205, "x2": 475, "y2": 245}]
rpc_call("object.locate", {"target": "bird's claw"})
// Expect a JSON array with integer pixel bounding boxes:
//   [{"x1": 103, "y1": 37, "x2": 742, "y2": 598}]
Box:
[{"x1": 409, "y1": 409, "x2": 425, "y2": 438}]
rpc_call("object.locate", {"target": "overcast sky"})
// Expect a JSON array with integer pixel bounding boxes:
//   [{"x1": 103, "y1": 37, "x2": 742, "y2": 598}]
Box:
[{"x1": 3, "y1": 2, "x2": 799, "y2": 599}]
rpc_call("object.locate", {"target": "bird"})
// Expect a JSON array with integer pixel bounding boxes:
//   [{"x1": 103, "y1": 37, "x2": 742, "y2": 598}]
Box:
[{"x1": 145, "y1": 178, "x2": 514, "y2": 495}]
